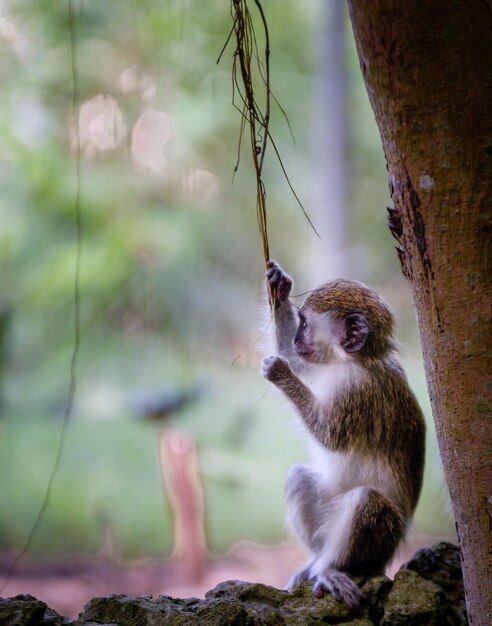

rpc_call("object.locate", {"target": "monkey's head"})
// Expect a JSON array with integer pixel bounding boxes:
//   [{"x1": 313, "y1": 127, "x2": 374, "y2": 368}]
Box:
[{"x1": 294, "y1": 280, "x2": 395, "y2": 363}]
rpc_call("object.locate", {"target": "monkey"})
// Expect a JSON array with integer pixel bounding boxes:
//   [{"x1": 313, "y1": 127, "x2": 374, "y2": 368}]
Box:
[{"x1": 261, "y1": 260, "x2": 425, "y2": 608}]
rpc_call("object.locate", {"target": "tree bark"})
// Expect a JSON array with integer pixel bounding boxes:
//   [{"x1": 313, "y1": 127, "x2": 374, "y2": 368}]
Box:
[{"x1": 346, "y1": 2, "x2": 492, "y2": 625}]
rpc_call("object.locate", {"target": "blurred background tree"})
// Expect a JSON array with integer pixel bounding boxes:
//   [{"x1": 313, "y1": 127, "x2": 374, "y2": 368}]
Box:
[{"x1": 0, "y1": 0, "x2": 453, "y2": 592}]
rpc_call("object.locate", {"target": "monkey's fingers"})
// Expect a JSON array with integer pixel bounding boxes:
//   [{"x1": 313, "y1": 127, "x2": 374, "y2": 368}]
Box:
[
  {"x1": 266, "y1": 268, "x2": 282, "y2": 304},
  {"x1": 260, "y1": 355, "x2": 277, "y2": 379},
  {"x1": 277, "y1": 274, "x2": 292, "y2": 299},
  {"x1": 312, "y1": 571, "x2": 362, "y2": 609},
  {"x1": 260, "y1": 355, "x2": 292, "y2": 382},
  {"x1": 266, "y1": 265, "x2": 292, "y2": 302},
  {"x1": 266, "y1": 259, "x2": 287, "y2": 284},
  {"x1": 266, "y1": 266, "x2": 281, "y2": 283}
]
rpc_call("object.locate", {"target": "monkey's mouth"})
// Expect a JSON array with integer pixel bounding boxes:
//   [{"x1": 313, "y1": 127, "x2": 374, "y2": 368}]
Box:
[{"x1": 295, "y1": 345, "x2": 316, "y2": 360}]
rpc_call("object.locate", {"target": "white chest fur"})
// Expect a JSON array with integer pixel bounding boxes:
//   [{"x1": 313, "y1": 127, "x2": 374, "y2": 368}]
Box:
[{"x1": 298, "y1": 361, "x2": 365, "y2": 406}]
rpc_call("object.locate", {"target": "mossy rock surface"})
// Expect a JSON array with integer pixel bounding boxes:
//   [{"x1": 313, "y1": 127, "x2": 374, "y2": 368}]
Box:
[
  {"x1": 0, "y1": 595, "x2": 65, "y2": 626},
  {"x1": 0, "y1": 543, "x2": 467, "y2": 626}
]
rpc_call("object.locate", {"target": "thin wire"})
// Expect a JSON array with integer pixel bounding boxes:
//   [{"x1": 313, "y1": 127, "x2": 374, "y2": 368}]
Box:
[{"x1": 0, "y1": 0, "x2": 82, "y2": 592}]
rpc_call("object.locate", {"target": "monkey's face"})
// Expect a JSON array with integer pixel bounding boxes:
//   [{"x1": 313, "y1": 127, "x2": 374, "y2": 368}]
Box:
[{"x1": 293, "y1": 308, "x2": 344, "y2": 364}]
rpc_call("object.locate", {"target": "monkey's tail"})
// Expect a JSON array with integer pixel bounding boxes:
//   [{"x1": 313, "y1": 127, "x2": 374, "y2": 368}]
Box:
[{"x1": 312, "y1": 569, "x2": 363, "y2": 609}]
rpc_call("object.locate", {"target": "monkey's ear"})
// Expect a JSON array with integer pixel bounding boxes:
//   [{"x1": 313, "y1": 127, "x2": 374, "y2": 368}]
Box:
[{"x1": 342, "y1": 313, "x2": 369, "y2": 353}]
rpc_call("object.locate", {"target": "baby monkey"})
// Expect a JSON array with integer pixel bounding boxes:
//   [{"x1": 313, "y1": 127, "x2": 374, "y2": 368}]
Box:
[{"x1": 261, "y1": 261, "x2": 425, "y2": 608}]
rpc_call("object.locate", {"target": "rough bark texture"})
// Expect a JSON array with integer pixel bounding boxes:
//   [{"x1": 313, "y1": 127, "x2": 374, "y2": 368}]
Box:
[
  {"x1": 346, "y1": 2, "x2": 492, "y2": 625},
  {"x1": 0, "y1": 544, "x2": 468, "y2": 626}
]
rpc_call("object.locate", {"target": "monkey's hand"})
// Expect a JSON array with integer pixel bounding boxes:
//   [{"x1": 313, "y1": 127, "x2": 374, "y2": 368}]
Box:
[
  {"x1": 266, "y1": 260, "x2": 292, "y2": 308},
  {"x1": 261, "y1": 355, "x2": 293, "y2": 385},
  {"x1": 262, "y1": 356, "x2": 318, "y2": 421}
]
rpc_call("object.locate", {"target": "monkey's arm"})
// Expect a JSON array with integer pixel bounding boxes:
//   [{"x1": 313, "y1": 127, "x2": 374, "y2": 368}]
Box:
[
  {"x1": 274, "y1": 299, "x2": 300, "y2": 357},
  {"x1": 266, "y1": 261, "x2": 304, "y2": 372},
  {"x1": 261, "y1": 355, "x2": 330, "y2": 444}
]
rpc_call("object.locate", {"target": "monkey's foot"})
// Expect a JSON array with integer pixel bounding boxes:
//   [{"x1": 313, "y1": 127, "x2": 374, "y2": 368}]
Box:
[
  {"x1": 312, "y1": 569, "x2": 363, "y2": 609},
  {"x1": 286, "y1": 566, "x2": 313, "y2": 592}
]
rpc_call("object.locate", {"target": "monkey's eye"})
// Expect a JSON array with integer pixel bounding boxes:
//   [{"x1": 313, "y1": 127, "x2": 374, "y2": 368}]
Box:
[{"x1": 299, "y1": 318, "x2": 307, "y2": 329}]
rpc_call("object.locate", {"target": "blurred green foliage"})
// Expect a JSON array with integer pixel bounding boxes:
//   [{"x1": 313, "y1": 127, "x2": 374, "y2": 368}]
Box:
[{"x1": 0, "y1": 0, "x2": 453, "y2": 559}]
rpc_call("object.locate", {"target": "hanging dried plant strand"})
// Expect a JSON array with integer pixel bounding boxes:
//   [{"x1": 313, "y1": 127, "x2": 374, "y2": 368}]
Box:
[
  {"x1": 230, "y1": 0, "x2": 271, "y2": 266},
  {"x1": 217, "y1": 0, "x2": 320, "y2": 273}
]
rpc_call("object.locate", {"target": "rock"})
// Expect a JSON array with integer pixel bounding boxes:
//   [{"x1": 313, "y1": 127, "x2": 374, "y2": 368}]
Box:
[
  {"x1": 80, "y1": 594, "x2": 202, "y2": 625},
  {"x1": 401, "y1": 542, "x2": 467, "y2": 625},
  {"x1": 0, "y1": 544, "x2": 468, "y2": 626},
  {"x1": 381, "y1": 569, "x2": 446, "y2": 626},
  {"x1": 402, "y1": 542, "x2": 463, "y2": 594},
  {"x1": 79, "y1": 581, "x2": 365, "y2": 625},
  {"x1": 360, "y1": 574, "x2": 393, "y2": 624},
  {"x1": 0, "y1": 594, "x2": 65, "y2": 626}
]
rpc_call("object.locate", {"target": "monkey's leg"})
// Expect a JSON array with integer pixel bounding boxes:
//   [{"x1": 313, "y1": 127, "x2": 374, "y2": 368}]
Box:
[
  {"x1": 311, "y1": 486, "x2": 405, "y2": 608},
  {"x1": 337, "y1": 487, "x2": 405, "y2": 574},
  {"x1": 284, "y1": 464, "x2": 325, "y2": 590}
]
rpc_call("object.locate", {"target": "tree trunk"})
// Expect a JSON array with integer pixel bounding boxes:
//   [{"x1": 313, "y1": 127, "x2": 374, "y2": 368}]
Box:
[{"x1": 346, "y1": 2, "x2": 492, "y2": 625}]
